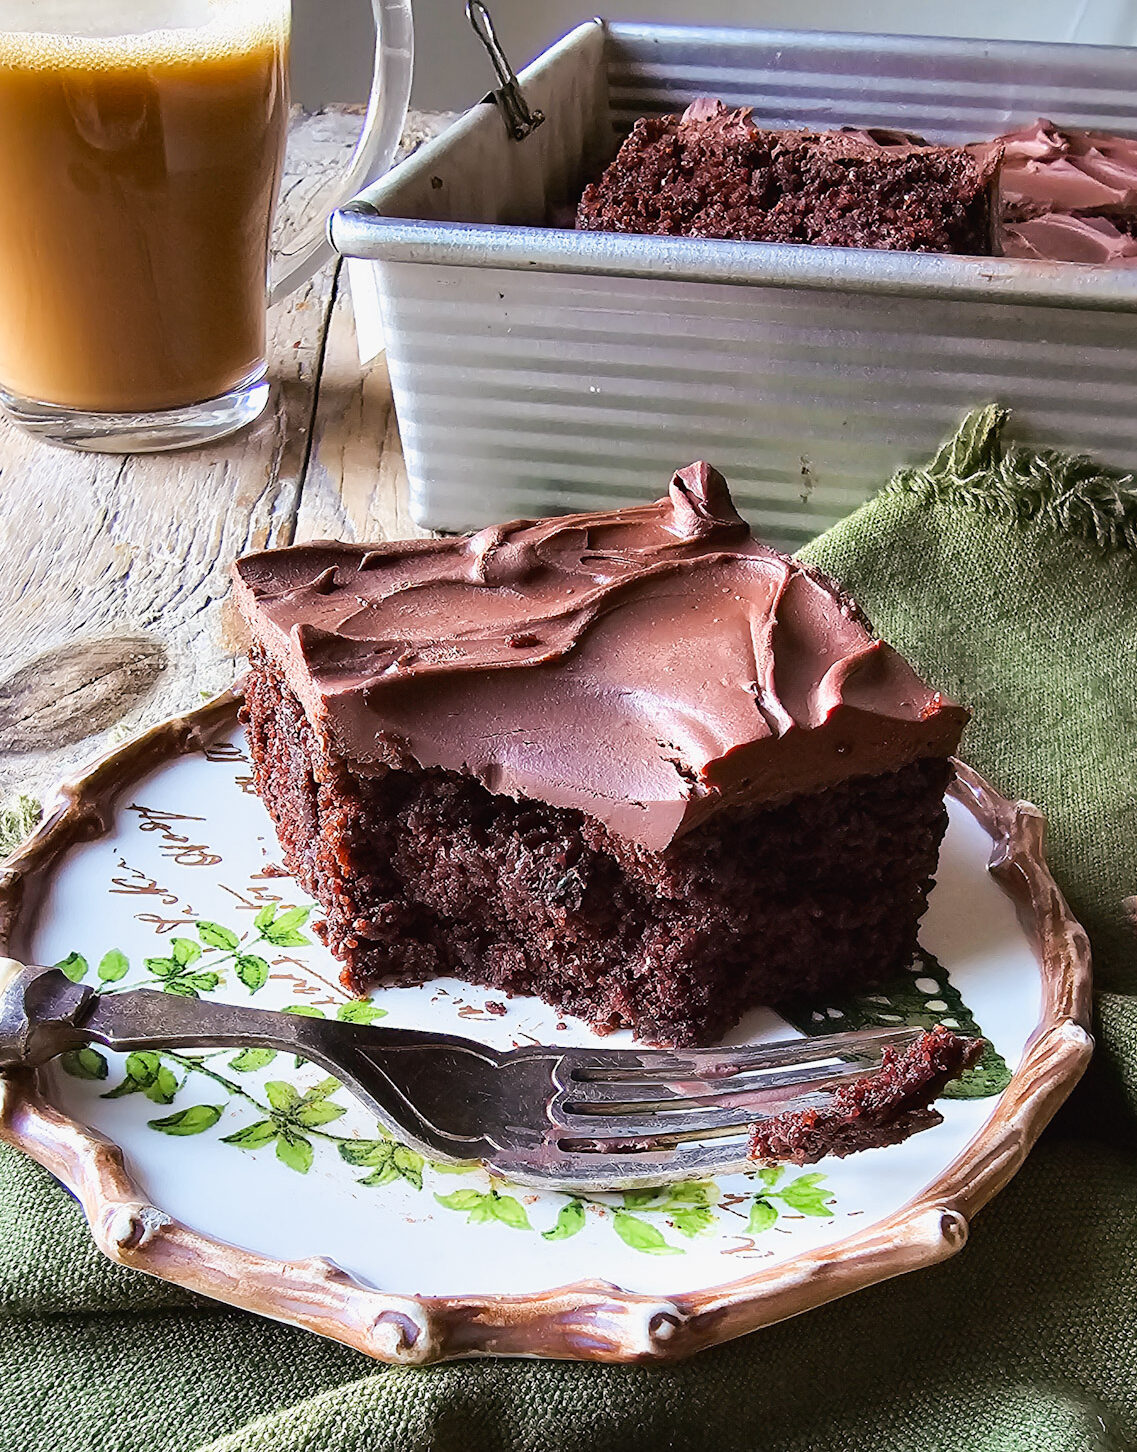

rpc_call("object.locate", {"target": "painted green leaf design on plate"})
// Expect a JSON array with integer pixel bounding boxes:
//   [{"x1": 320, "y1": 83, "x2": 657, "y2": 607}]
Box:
[
  {"x1": 266, "y1": 929, "x2": 309, "y2": 948},
  {"x1": 148, "y1": 1104, "x2": 222, "y2": 1136},
  {"x1": 435, "y1": 1189, "x2": 485, "y2": 1213},
  {"x1": 337, "y1": 1000, "x2": 387, "y2": 1025},
  {"x1": 115, "y1": 1051, "x2": 160, "y2": 1087},
  {"x1": 229, "y1": 1048, "x2": 277, "y2": 1073},
  {"x1": 746, "y1": 1198, "x2": 778, "y2": 1235},
  {"x1": 490, "y1": 1195, "x2": 531, "y2": 1230},
  {"x1": 54, "y1": 899, "x2": 857, "y2": 1256},
  {"x1": 670, "y1": 1206, "x2": 716, "y2": 1238},
  {"x1": 622, "y1": 1187, "x2": 661, "y2": 1210},
  {"x1": 222, "y1": 1119, "x2": 278, "y2": 1149},
  {"x1": 359, "y1": 1161, "x2": 400, "y2": 1187},
  {"x1": 339, "y1": 1137, "x2": 422, "y2": 1188},
  {"x1": 104, "y1": 1051, "x2": 179, "y2": 1102},
  {"x1": 339, "y1": 1138, "x2": 391, "y2": 1167},
  {"x1": 434, "y1": 1188, "x2": 531, "y2": 1226},
  {"x1": 265, "y1": 1080, "x2": 300, "y2": 1113},
  {"x1": 97, "y1": 949, "x2": 129, "y2": 983},
  {"x1": 196, "y1": 920, "x2": 240, "y2": 951},
  {"x1": 144, "y1": 1066, "x2": 180, "y2": 1105},
  {"x1": 392, "y1": 1144, "x2": 424, "y2": 1190},
  {"x1": 612, "y1": 1211, "x2": 683, "y2": 1256},
  {"x1": 159, "y1": 970, "x2": 220, "y2": 999},
  {"x1": 235, "y1": 954, "x2": 269, "y2": 993},
  {"x1": 663, "y1": 1181, "x2": 716, "y2": 1206},
  {"x1": 276, "y1": 1130, "x2": 313, "y2": 1174},
  {"x1": 54, "y1": 952, "x2": 88, "y2": 983},
  {"x1": 259, "y1": 905, "x2": 312, "y2": 948},
  {"x1": 270, "y1": 906, "x2": 310, "y2": 932},
  {"x1": 779, "y1": 1173, "x2": 835, "y2": 1218},
  {"x1": 60, "y1": 1046, "x2": 108, "y2": 1081},
  {"x1": 543, "y1": 1200, "x2": 586, "y2": 1242},
  {"x1": 295, "y1": 1100, "x2": 346, "y2": 1128}
]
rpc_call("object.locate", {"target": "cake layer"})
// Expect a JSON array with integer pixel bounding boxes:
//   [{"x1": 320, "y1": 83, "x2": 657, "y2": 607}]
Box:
[
  {"x1": 241, "y1": 661, "x2": 953, "y2": 1046},
  {"x1": 232, "y1": 463, "x2": 967, "y2": 853},
  {"x1": 576, "y1": 100, "x2": 999, "y2": 254}
]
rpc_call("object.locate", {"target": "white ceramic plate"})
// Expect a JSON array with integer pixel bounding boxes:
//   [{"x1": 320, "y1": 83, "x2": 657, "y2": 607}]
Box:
[{"x1": 0, "y1": 697, "x2": 1091, "y2": 1363}]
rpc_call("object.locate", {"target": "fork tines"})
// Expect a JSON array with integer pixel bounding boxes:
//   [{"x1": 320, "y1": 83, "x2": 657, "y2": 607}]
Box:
[{"x1": 550, "y1": 1025, "x2": 921, "y2": 1150}]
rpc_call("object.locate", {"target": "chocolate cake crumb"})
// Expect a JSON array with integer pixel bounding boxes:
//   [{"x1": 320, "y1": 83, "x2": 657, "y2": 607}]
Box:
[{"x1": 748, "y1": 1026, "x2": 982, "y2": 1163}]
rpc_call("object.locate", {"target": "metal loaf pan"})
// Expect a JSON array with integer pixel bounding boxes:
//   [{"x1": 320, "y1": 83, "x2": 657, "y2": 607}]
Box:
[{"x1": 333, "y1": 21, "x2": 1137, "y2": 550}]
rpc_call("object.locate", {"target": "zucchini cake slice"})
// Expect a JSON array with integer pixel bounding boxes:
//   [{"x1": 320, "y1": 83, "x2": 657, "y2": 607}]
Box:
[{"x1": 232, "y1": 463, "x2": 967, "y2": 1047}]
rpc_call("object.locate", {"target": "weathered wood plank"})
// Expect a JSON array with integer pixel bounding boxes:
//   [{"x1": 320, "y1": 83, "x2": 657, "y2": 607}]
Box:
[
  {"x1": 292, "y1": 279, "x2": 431, "y2": 547},
  {"x1": 0, "y1": 637, "x2": 166, "y2": 755},
  {"x1": 293, "y1": 111, "x2": 458, "y2": 548},
  {"x1": 0, "y1": 109, "x2": 364, "y2": 808}
]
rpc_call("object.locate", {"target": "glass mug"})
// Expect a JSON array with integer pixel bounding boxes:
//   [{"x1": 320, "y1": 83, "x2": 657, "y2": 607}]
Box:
[{"x1": 0, "y1": 0, "x2": 412, "y2": 451}]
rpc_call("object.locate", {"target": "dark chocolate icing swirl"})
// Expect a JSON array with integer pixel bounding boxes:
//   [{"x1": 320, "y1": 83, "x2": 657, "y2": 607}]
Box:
[
  {"x1": 996, "y1": 118, "x2": 1137, "y2": 266},
  {"x1": 232, "y1": 465, "x2": 967, "y2": 850}
]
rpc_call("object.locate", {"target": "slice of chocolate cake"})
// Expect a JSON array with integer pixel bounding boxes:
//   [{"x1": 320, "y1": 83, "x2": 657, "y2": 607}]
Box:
[
  {"x1": 232, "y1": 463, "x2": 968, "y2": 1047},
  {"x1": 577, "y1": 99, "x2": 999, "y2": 254}
]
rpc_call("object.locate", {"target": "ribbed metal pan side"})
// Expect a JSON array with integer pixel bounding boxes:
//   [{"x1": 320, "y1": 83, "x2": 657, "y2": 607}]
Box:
[
  {"x1": 334, "y1": 20, "x2": 1137, "y2": 314},
  {"x1": 334, "y1": 216, "x2": 1137, "y2": 312},
  {"x1": 336, "y1": 21, "x2": 1137, "y2": 541},
  {"x1": 375, "y1": 262, "x2": 1137, "y2": 551},
  {"x1": 603, "y1": 25, "x2": 1137, "y2": 142}
]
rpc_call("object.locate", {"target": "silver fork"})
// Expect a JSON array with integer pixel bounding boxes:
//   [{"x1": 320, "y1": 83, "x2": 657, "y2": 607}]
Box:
[{"x1": 0, "y1": 959, "x2": 921, "y2": 1191}]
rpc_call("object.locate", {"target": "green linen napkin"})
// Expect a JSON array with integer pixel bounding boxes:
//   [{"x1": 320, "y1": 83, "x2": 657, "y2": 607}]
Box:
[{"x1": 2, "y1": 408, "x2": 1135, "y2": 1452}]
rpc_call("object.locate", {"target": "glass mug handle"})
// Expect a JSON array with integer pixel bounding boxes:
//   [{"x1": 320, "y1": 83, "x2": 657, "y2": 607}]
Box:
[{"x1": 268, "y1": 0, "x2": 413, "y2": 304}]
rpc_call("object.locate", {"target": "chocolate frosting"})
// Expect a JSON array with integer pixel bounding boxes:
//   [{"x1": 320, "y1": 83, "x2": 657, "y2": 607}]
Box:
[
  {"x1": 998, "y1": 117, "x2": 1137, "y2": 216},
  {"x1": 1002, "y1": 211, "x2": 1137, "y2": 265},
  {"x1": 995, "y1": 118, "x2": 1137, "y2": 264},
  {"x1": 232, "y1": 465, "x2": 967, "y2": 851},
  {"x1": 674, "y1": 100, "x2": 1003, "y2": 183}
]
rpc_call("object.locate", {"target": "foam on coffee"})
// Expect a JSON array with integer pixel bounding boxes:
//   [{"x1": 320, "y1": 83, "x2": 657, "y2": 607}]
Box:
[
  {"x1": 0, "y1": 1, "x2": 288, "y2": 68},
  {"x1": 0, "y1": 0, "x2": 290, "y2": 412}
]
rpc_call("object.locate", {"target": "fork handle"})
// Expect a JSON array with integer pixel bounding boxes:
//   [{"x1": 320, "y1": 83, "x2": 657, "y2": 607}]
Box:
[
  {"x1": 0, "y1": 962, "x2": 510, "y2": 1162},
  {"x1": 0, "y1": 962, "x2": 495, "y2": 1069}
]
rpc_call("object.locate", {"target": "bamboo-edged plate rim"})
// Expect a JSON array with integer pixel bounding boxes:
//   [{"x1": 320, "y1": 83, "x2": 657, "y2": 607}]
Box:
[{"x1": 0, "y1": 693, "x2": 1093, "y2": 1364}]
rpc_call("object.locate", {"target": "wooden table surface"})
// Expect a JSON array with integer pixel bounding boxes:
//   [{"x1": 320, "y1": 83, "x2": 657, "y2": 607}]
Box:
[{"x1": 0, "y1": 110, "x2": 443, "y2": 818}]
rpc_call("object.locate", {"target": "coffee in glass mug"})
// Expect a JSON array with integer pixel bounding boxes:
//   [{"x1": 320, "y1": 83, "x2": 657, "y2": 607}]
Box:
[{"x1": 0, "y1": 1, "x2": 412, "y2": 451}]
